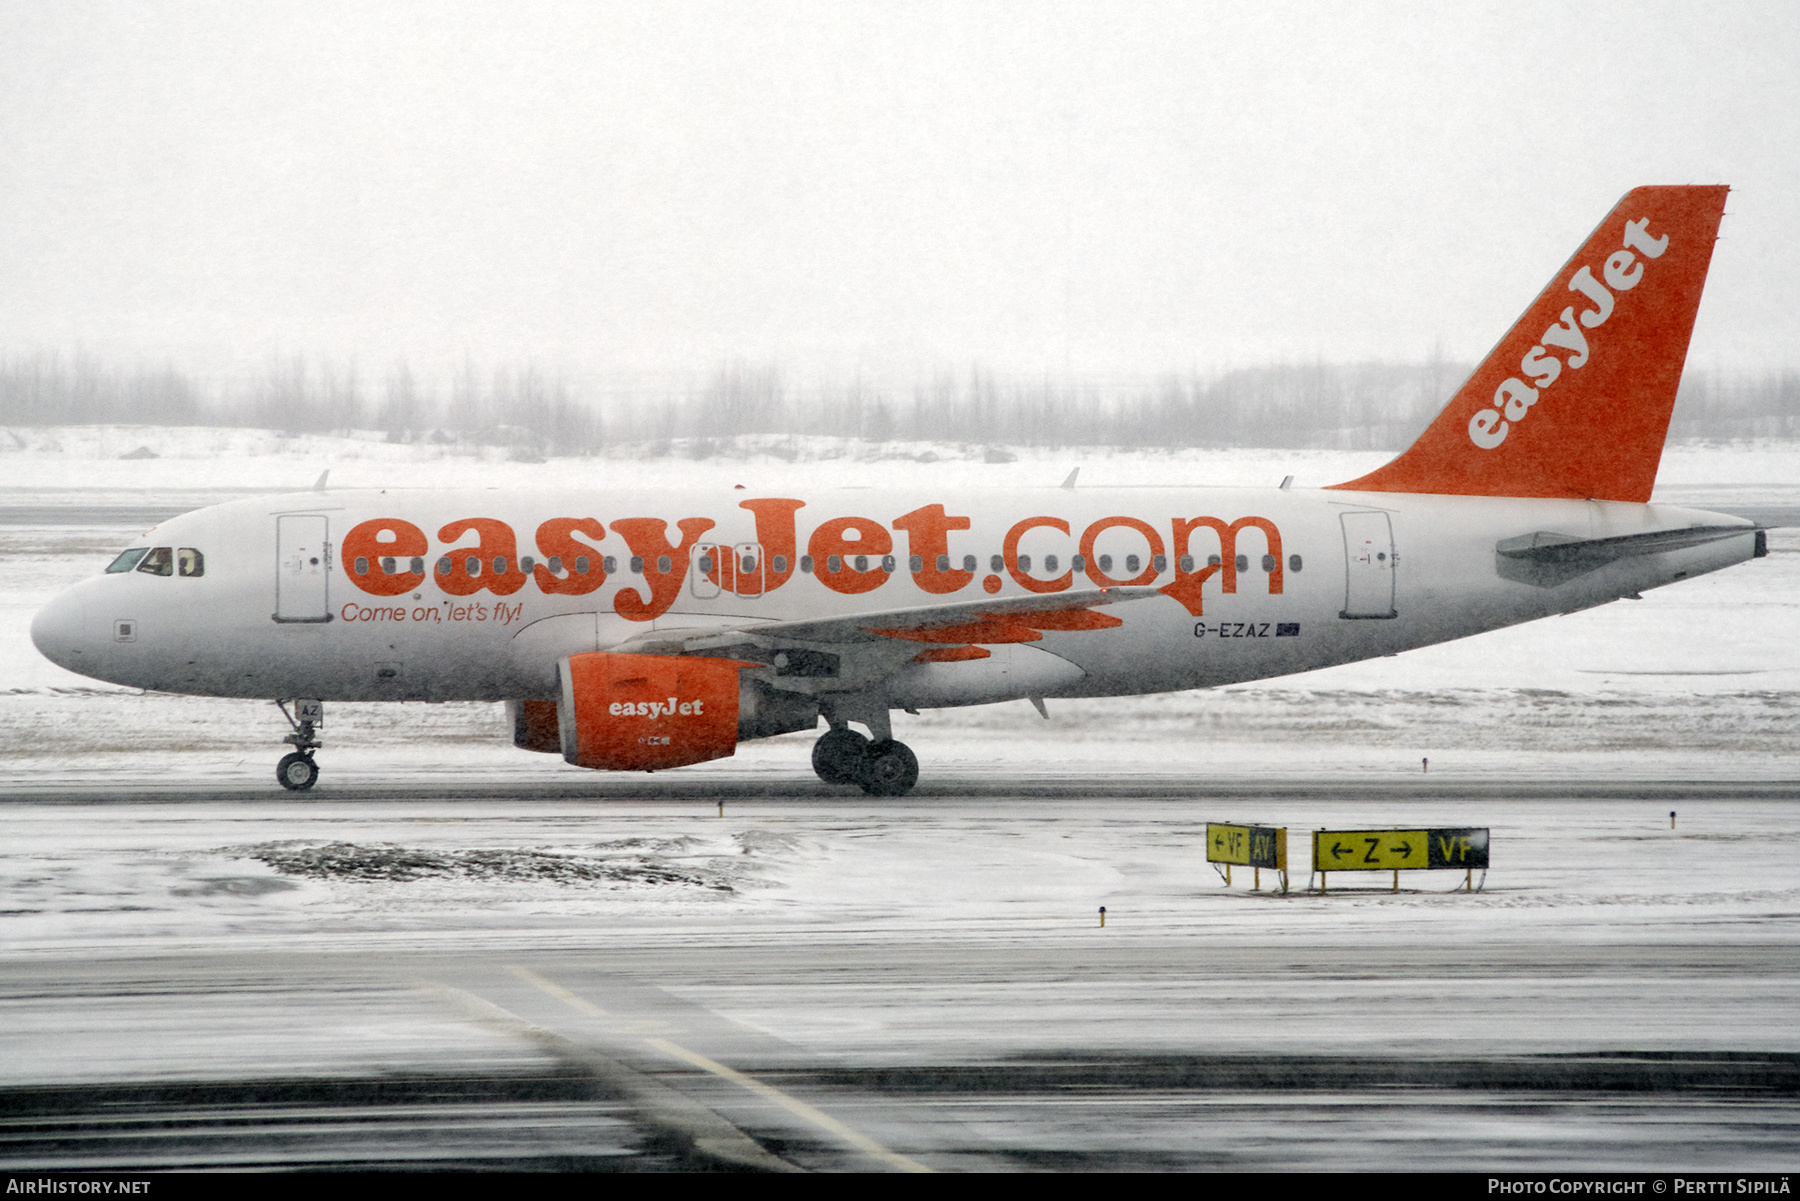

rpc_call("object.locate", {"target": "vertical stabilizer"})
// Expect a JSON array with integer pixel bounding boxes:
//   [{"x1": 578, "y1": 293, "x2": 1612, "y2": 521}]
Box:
[{"x1": 1331, "y1": 186, "x2": 1728, "y2": 501}]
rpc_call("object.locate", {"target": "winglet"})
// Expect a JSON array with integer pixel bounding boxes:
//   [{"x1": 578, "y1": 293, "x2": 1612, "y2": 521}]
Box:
[
  {"x1": 312, "y1": 470, "x2": 330, "y2": 491},
  {"x1": 1061, "y1": 468, "x2": 1079, "y2": 489},
  {"x1": 1330, "y1": 186, "x2": 1729, "y2": 502}
]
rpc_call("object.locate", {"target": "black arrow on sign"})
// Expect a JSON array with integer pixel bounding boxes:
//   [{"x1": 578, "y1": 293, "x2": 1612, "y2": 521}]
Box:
[
  {"x1": 1331, "y1": 842, "x2": 1351, "y2": 860},
  {"x1": 1393, "y1": 841, "x2": 1413, "y2": 857}
]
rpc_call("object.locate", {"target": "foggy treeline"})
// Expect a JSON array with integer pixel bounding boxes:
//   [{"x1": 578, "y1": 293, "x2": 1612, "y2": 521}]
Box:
[{"x1": 2, "y1": 351, "x2": 1796, "y2": 453}]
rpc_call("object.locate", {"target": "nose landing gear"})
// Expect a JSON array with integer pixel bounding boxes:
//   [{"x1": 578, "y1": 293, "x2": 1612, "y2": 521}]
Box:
[
  {"x1": 275, "y1": 699, "x2": 324, "y2": 792},
  {"x1": 811, "y1": 725, "x2": 919, "y2": 797}
]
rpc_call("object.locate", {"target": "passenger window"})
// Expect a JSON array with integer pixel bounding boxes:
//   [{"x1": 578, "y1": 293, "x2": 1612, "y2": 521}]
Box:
[
  {"x1": 1179, "y1": 555, "x2": 1194, "y2": 572},
  {"x1": 136, "y1": 547, "x2": 174, "y2": 576},
  {"x1": 698, "y1": 555, "x2": 715, "y2": 574},
  {"x1": 106, "y1": 548, "x2": 149, "y2": 573},
  {"x1": 773, "y1": 555, "x2": 788, "y2": 574},
  {"x1": 1236, "y1": 554, "x2": 1248, "y2": 571},
  {"x1": 657, "y1": 555, "x2": 672, "y2": 574},
  {"x1": 854, "y1": 555, "x2": 869, "y2": 572},
  {"x1": 990, "y1": 554, "x2": 1004, "y2": 572},
  {"x1": 1262, "y1": 554, "x2": 1276, "y2": 572},
  {"x1": 911, "y1": 555, "x2": 926, "y2": 573},
  {"x1": 1018, "y1": 554, "x2": 1031, "y2": 572},
  {"x1": 631, "y1": 556, "x2": 645, "y2": 574},
  {"x1": 881, "y1": 555, "x2": 895, "y2": 573},
  {"x1": 1071, "y1": 555, "x2": 1084, "y2": 572},
  {"x1": 962, "y1": 555, "x2": 976, "y2": 572},
  {"x1": 177, "y1": 548, "x2": 204, "y2": 577},
  {"x1": 436, "y1": 557, "x2": 452, "y2": 576},
  {"x1": 934, "y1": 555, "x2": 948, "y2": 572},
  {"x1": 548, "y1": 556, "x2": 563, "y2": 575},
  {"x1": 800, "y1": 555, "x2": 814, "y2": 573},
  {"x1": 1152, "y1": 555, "x2": 1167, "y2": 573},
  {"x1": 411, "y1": 556, "x2": 424, "y2": 574},
  {"x1": 827, "y1": 554, "x2": 842, "y2": 573},
  {"x1": 602, "y1": 556, "x2": 616, "y2": 573},
  {"x1": 1044, "y1": 554, "x2": 1058, "y2": 572},
  {"x1": 1099, "y1": 554, "x2": 1113, "y2": 573},
  {"x1": 1126, "y1": 554, "x2": 1139, "y2": 574},
  {"x1": 1289, "y1": 554, "x2": 1303, "y2": 573},
  {"x1": 520, "y1": 556, "x2": 535, "y2": 573},
  {"x1": 575, "y1": 556, "x2": 590, "y2": 575},
  {"x1": 381, "y1": 556, "x2": 395, "y2": 575}
]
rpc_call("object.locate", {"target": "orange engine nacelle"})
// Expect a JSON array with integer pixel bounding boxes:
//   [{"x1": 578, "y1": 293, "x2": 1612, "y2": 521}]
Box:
[{"x1": 557, "y1": 652, "x2": 745, "y2": 771}]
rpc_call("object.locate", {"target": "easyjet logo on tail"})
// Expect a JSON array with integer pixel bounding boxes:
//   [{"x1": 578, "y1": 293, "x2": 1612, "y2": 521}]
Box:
[
  {"x1": 1329, "y1": 185, "x2": 1727, "y2": 503},
  {"x1": 1469, "y1": 216, "x2": 1669, "y2": 450}
]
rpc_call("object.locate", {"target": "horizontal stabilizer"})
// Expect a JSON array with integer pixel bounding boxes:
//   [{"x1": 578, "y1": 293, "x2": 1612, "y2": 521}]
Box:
[{"x1": 1495, "y1": 524, "x2": 1753, "y2": 587}]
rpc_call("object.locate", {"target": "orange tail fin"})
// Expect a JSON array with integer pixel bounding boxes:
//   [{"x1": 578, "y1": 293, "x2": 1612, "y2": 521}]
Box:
[{"x1": 1330, "y1": 186, "x2": 1728, "y2": 501}]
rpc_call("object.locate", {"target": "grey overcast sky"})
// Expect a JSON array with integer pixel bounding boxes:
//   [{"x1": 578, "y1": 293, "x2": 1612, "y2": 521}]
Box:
[{"x1": 2, "y1": 0, "x2": 1797, "y2": 386}]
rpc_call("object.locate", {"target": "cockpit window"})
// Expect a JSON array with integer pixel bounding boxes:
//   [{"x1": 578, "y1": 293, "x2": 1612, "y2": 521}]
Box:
[
  {"x1": 136, "y1": 547, "x2": 174, "y2": 576},
  {"x1": 177, "y1": 548, "x2": 204, "y2": 577},
  {"x1": 105, "y1": 548, "x2": 149, "y2": 574}
]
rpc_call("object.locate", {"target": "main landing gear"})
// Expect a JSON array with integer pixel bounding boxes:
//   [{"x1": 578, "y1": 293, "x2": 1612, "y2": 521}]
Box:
[
  {"x1": 811, "y1": 727, "x2": 919, "y2": 797},
  {"x1": 275, "y1": 699, "x2": 324, "y2": 792}
]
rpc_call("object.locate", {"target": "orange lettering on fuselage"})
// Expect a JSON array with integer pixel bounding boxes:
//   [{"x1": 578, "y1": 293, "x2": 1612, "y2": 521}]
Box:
[
  {"x1": 1003, "y1": 516, "x2": 1072, "y2": 594},
  {"x1": 808, "y1": 516, "x2": 892, "y2": 595},
  {"x1": 533, "y1": 517, "x2": 607, "y2": 595},
  {"x1": 738, "y1": 498, "x2": 805, "y2": 592},
  {"x1": 437, "y1": 518, "x2": 531, "y2": 597},
  {"x1": 1078, "y1": 517, "x2": 1165, "y2": 587},
  {"x1": 1160, "y1": 516, "x2": 1284, "y2": 616},
  {"x1": 342, "y1": 519, "x2": 428, "y2": 596},
  {"x1": 611, "y1": 517, "x2": 715, "y2": 620},
  {"x1": 893, "y1": 504, "x2": 974, "y2": 594},
  {"x1": 339, "y1": 508, "x2": 1288, "y2": 615}
]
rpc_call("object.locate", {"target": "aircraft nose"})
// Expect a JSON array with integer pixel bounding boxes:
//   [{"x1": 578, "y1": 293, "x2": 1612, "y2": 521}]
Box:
[{"x1": 30, "y1": 592, "x2": 89, "y2": 672}]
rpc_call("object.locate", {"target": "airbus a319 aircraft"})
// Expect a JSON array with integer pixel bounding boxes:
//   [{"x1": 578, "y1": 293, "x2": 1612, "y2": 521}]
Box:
[{"x1": 31, "y1": 186, "x2": 1764, "y2": 796}]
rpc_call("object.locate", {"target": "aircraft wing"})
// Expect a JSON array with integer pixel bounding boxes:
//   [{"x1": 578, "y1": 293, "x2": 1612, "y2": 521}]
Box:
[{"x1": 603, "y1": 586, "x2": 1162, "y2": 672}]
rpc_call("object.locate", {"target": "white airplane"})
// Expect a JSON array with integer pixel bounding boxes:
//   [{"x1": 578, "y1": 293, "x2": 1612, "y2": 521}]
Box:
[{"x1": 30, "y1": 185, "x2": 1763, "y2": 795}]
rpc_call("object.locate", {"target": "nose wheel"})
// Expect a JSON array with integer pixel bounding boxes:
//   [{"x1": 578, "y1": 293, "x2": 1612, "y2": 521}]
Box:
[
  {"x1": 275, "y1": 699, "x2": 324, "y2": 792},
  {"x1": 811, "y1": 728, "x2": 919, "y2": 796},
  {"x1": 276, "y1": 751, "x2": 319, "y2": 791}
]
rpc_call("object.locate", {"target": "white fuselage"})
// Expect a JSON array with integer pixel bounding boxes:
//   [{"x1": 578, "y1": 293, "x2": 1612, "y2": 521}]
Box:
[{"x1": 30, "y1": 485, "x2": 1759, "y2": 718}]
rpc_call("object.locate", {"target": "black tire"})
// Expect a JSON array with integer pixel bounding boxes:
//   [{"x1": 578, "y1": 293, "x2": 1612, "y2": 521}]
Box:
[
  {"x1": 860, "y1": 739, "x2": 919, "y2": 797},
  {"x1": 276, "y1": 752, "x2": 319, "y2": 792},
  {"x1": 811, "y1": 728, "x2": 870, "y2": 784}
]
